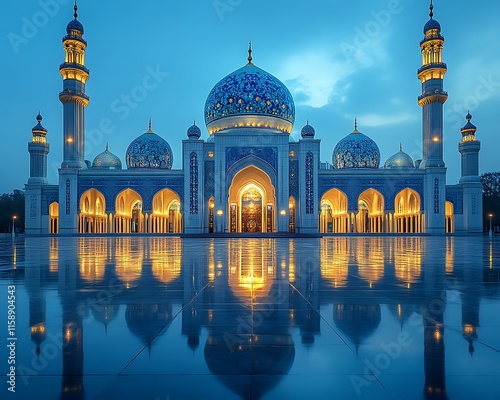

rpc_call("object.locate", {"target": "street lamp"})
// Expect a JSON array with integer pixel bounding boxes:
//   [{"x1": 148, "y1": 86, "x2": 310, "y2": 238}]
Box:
[
  {"x1": 489, "y1": 213, "x2": 493, "y2": 238},
  {"x1": 11, "y1": 215, "x2": 17, "y2": 239}
]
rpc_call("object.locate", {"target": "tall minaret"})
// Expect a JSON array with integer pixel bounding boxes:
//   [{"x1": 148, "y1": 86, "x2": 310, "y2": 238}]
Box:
[
  {"x1": 458, "y1": 113, "x2": 483, "y2": 232},
  {"x1": 459, "y1": 113, "x2": 481, "y2": 182},
  {"x1": 59, "y1": 1, "x2": 89, "y2": 169},
  {"x1": 418, "y1": 1, "x2": 447, "y2": 234},
  {"x1": 58, "y1": 2, "x2": 89, "y2": 235},
  {"x1": 28, "y1": 113, "x2": 50, "y2": 183}
]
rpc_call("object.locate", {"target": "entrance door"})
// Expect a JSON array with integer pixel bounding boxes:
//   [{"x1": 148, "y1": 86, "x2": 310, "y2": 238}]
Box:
[{"x1": 241, "y1": 186, "x2": 262, "y2": 233}]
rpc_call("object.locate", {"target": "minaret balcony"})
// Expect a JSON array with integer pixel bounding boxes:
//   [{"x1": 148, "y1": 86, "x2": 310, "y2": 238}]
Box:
[
  {"x1": 417, "y1": 63, "x2": 447, "y2": 75},
  {"x1": 62, "y1": 35, "x2": 87, "y2": 45},
  {"x1": 59, "y1": 63, "x2": 90, "y2": 75}
]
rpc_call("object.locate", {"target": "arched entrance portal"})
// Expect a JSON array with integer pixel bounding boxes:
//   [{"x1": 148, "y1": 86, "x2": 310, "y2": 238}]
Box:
[
  {"x1": 228, "y1": 166, "x2": 276, "y2": 233},
  {"x1": 151, "y1": 189, "x2": 182, "y2": 233},
  {"x1": 320, "y1": 189, "x2": 349, "y2": 233},
  {"x1": 115, "y1": 189, "x2": 143, "y2": 233},
  {"x1": 357, "y1": 189, "x2": 385, "y2": 233}
]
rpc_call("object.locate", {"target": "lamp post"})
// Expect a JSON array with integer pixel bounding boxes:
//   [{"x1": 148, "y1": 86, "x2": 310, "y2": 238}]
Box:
[
  {"x1": 489, "y1": 214, "x2": 493, "y2": 238},
  {"x1": 11, "y1": 215, "x2": 17, "y2": 239}
]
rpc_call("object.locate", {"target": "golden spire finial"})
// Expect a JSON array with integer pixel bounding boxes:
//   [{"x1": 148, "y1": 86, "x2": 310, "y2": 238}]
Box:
[
  {"x1": 429, "y1": 0, "x2": 434, "y2": 19},
  {"x1": 248, "y1": 41, "x2": 253, "y2": 64},
  {"x1": 354, "y1": 117, "x2": 357, "y2": 130},
  {"x1": 147, "y1": 117, "x2": 153, "y2": 133},
  {"x1": 400, "y1": 143, "x2": 403, "y2": 152},
  {"x1": 106, "y1": 142, "x2": 109, "y2": 151},
  {"x1": 74, "y1": 0, "x2": 78, "y2": 19}
]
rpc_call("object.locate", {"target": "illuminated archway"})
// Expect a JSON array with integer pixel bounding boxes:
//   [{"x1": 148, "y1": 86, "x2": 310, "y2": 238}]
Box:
[
  {"x1": 115, "y1": 189, "x2": 143, "y2": 233},
  {"x1": 320, "y1": 189, "x2": 349, "y2": 233},
  {"x1": 208, "y1": 197, "x2": 215, "y2": 233},
  {"x1": 228, "y1": 166, "x2": 276, "y2": 233},
  {"x1": 357, "y1": 189, "x2": 384, "y2": 233},
  {"x1": 151, "y1": 189, "x2": 182, "y2": 233},
  {"x1": 49, "y1": 202, "x2": 58, "y2": 234},
  {"x1": 79, "y1": 189, "x2": 107, "y2": 233},
  {"x1": 445, "y1": 201, "x2": 454, "y2": 233},
  {"x1": 289, "y1": 196, "x2": 296, "y2": 233},
  {"x1": 394, "y1": 188, "x2": 421, "y2": 233}
]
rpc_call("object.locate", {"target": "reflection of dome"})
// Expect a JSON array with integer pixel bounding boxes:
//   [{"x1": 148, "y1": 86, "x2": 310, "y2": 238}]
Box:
[
  {"x1": 332, "y1": 124, "x2": 380, "y2": 169},
  {"x1": 204, "y1": 49, "x2": 295, "y2": 134},
  {"x1": 126, "y1": 123, "x2": 173, "y2": 169},
  {"x1": 205, "y1": 334, "x2": 295, "y2": 399},
  {"x1": 384, "y1": 145, "x2": 414, "y2": 169},
  {"x1": 92, "y1": 304, "x2": 120, "y2": 331},
  {"x1": 92, "y1": 144, "x2": 122, "y2": 170},
  {"x1": 333, "y1": 304, "x2": 381, "y2": 347},
  {"x1": 301, "y1": 121, "x2": 315, "y2": 138},
  {"x1": 125, "y1": 304, "x2": 172, "y2": 346}
]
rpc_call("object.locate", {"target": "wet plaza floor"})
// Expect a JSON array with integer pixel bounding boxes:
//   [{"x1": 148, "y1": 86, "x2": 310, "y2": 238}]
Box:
[{"x1": 1, "y1": 236, "x2": 500, "y2": 400}]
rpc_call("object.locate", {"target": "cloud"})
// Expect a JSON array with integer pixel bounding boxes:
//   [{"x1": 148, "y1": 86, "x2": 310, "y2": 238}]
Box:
[{"x1": 355, "y1": 112, "x2": 417, "y2": 127}]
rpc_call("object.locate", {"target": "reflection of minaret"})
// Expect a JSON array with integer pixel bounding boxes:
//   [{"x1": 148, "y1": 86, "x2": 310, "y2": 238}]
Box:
[
  {"x1": 25, "y1": 249, "x2": 47, "y2": 358},
  {"x1": 58, "y1": 237, "x2": 85, "y2": 400},
  {"x1": 421, "y1": 237, "x2": 447, "y2": 399}
]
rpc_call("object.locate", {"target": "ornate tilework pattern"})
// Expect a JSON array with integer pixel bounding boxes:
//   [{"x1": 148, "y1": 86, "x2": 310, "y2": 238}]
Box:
[
  {"x1": 204, "y1": 64, "x2": 295, "y2": 126},
  {"x1": 434, "y1": 178, "x2": 440, "y2": 214},
  {"x1": 289, "y1": 160, "x2": 299, "y2": 199},
  {"x1": 126, "y1": 133, "x2": 173, "y2": 170},
  {"x1": 41, "y1": 187, "x2": 59, "y2": 215},
  {"x1": 204, "y1": 161, "x2": 215, "y2": 199},
  {"x1": 446, "y1": 190, "x2": 463, "y2": 215},
  {"x1": 472, "y1": 194, "x2": 477, "y2": 215},
  {"x1": 306, "y1": 152, "x2": 314, "y2": 214},
  {"x1": 65, "y1": 179, "x2": 70, "y2": 215},
  {"x1": 332, "y1": 132, "x2": 380, "y2": 169},
  {"x1": 190, "y1": 152, "x2": 198, "y2": 214},
  {"x1": 226, "y1": 147, "x2": 277, "y2": 172}
]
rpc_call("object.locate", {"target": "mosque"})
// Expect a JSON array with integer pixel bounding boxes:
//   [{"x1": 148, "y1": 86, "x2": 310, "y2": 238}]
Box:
[{"x1": 25, "y1": 3, "x2": 483, "y2": 236}]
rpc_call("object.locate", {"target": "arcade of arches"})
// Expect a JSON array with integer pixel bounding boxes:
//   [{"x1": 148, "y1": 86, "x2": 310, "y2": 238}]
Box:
[
  {"x1": 77, "y1": 188, "x2": 182, "y2": 233},
  {"x1": 320, "y1": 188, "x2": 455, "y2": 234}
]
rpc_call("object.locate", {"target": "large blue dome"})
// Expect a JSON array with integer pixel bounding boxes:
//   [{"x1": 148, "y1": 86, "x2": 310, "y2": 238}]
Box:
[
  {"x1": 332, "y1": 127, "x2": 380, "y2": 169},
  {"x1": 204, "y1": 62, "x2": 295, "y2": 134},
  {"x1": 126, "y1": 127, "x2": 173, "y2": 170}
]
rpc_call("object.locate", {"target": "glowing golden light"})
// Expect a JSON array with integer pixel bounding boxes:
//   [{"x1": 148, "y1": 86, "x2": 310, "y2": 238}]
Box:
[
  {"x1": 434, "y1": 329, "x2": 442, "y2": 342},
  {"x1": 216, "y1": 210, "x2": 223, "y2": 216},
  {"x1": 432, "y1": 137, "x2": 439, "y2": 142},
  {"x1": 67, "y1": 137, "x2": 73, "y2": 143},
  {"x1": 463, "y1": 324, "x2": 476, "y2": 335},
  {"x1": 280, "y1": 210, "x2": 286, "y2": 216}
]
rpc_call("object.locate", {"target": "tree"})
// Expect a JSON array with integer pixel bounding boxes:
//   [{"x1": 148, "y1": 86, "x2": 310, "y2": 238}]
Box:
[
  {"x1": 0, "y1": 190, "x2": 25, "y2": 233},
  {"x1": 481, "y1": 172, "x2": 500, "y2": 232}
]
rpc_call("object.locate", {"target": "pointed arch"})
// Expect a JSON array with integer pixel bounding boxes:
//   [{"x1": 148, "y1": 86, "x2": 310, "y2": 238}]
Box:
[
  {"x1": 114, "y1": 189, "x2": 143, "y2": 233},
  {"x1": 151, "y1": 188, "x2": 182, "y2": 233},
  {"x1": 79, "y1": 189, "x2": 107, "y2": 233},
  {"x1": 445, "y1": 201, "x2": 454, "y2": 233},
  {"x1": 357, "y1": 189, "x2": 385, "y2": 233},
  {"x1": 320, "y1": 189, "x2": 349, "y2": 233},
  {"x1": 394, "y1": 188, "x2": 422, "y2": 233},
  {"x1": 49, "y1": 202, "x2": 59, "y2": 234}
]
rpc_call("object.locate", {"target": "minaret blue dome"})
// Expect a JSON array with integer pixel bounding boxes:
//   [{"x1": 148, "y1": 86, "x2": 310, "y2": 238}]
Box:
[
  {"x1": 301, "y1": 122, "x2": 315, "y2": 138},
  {"x1": 204, "y1": 49, "x2": 295, "y2": 134},
  {"x1": 92, "y1": 145, "x2": 122, "y2": 170},
  {"x1": 67, "y1": 3, "x2": 84, "y2": 34},
  {"x1": 187, "y1": 122, "x2": 201, "y2": 139},
  {"x1": 384, "y1": 145, "x2": 414, "y2": 169},
  {"x1": 126, "y1": 124, "x2": 173, "y2": 169},
  {"x1": 332, "y1": 124, "x2": 380, "y2": 169},
  {"x1": 423, "y1": 18, "x2": 440, "y2": 33}
]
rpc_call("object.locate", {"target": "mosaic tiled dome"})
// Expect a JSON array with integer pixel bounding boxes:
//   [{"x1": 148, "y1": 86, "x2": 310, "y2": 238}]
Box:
[
  {"x1": 384, "y1": 146, "x2": 414, "y2": 169},
  {"x1": 423, "y1": 18, "x2": 440, "y2": 33},
  {"x1": 332, "y1": 126, "x2": 380, "y2": 169},
  {"x1": 126, "y1": 125, "x2": 173, "y2": 170},
  {"x1": 92, "y1": 145, "x2": 122, "y2": 170},
  {"x1": 204, "y1": 56, "x2": 295, "y2": 134}
]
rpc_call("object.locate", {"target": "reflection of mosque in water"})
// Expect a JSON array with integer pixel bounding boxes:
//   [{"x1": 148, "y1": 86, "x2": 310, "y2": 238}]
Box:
[{"x1": 18, "y1": 237, "x2": 499, "y2": 399}]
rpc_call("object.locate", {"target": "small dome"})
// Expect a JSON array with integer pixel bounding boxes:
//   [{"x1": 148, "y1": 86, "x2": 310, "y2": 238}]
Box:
[
  {"x1": 66, "y1": 4, "x2": 84, "y2": 34},
  {"x1": 204, "y1": 47, "x2": 295, "y2": 134},
  {"x1": 423, "y1": 18, "x2": 440, "y2": 33},
  {"x1": 187, "y1": 122, "x2": 201, "y2": 139},
  {"x1": 461, "y1": 112, "x2": 477, "y2": 135},
  {"x1": 126, "y1": 123, "x2": 173, "y2": 170},
  {"x1": 32, "y1": 112, "x2": 47, "y2": 132},
  {"x1": 384, "y1": 145, "x2": 414, "y2": 169},
  {"x1": 332, "y1": 123, "x2": 380, "y2": 169},
  {"x1": 301, "y1": 121, "x2": 315, "y2": 138},
  {"x1": 92, "y1": 145, "x2": 122, "y2": 170}
]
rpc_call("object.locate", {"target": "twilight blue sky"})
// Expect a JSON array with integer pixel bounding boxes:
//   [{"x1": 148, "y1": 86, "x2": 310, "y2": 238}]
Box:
[{"x1": 2, "y1": 0, "x2": 499, "y2": 193}]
